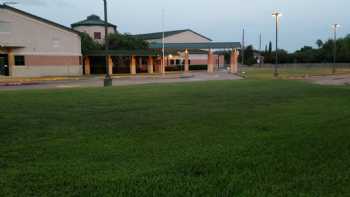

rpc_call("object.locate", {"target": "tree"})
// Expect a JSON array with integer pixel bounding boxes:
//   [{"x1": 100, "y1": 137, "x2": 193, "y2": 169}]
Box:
[
  {"x1": 106, "y1": 33, "x2": 149, "y2": 50},
  {"x1": 268, "y1": 41, "x2": 273, "y2": 54},
  {"x1": 316, "y1": 39, "x2": 324, "y2": 48},
  {"x1": 80, "y1": 32, "x2": 102, "y2": 54}
]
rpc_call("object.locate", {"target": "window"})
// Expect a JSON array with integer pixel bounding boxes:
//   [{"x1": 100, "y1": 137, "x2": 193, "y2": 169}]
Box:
[
  {"x1": 94, "y1": 32, "x2": 102, "y2": 40},
  {"x1": 14, "y1": 56, "x2": 25, "y2": 66},
  {"x1": 170, "y1": 60, "x2": 175, "y2": 65},
  {"x1": 176, "y1": 60, "x2": 180, "y2": 65}
]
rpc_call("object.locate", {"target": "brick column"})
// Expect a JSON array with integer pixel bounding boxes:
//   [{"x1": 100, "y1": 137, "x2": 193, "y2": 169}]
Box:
[
  {"x1": 207, "y1": 49, "x2": 214, "y2": 73},
  {"x1": 130, "y1": 55, "x2": 136, "y2": 75},
  {"x1": 147, "y1": 56, "x2": 154, "y2": 74},
  {"x1": 108, "y1": 56, "x2": 113, "y2": 75},
  {"x1": 184, "y1": 49, "x2": 189, "y2": 72},
  {"x1": 84, "y1": 56, "x2": 91, "y2": 75},
  {"x1": 7, "y1": 48, "x2": 15, "y2": 77},
  {"x1": 230, "y1": 49, "x2": 239, "y2": 74},
  {"x1": 161, "y1": 57, "x2": 166, "y2": 74}
]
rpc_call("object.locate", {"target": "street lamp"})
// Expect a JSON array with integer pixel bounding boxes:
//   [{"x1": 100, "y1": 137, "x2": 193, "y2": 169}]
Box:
[
  {"x1": 332, "y1": 24, "x2": 340, "y2": 74},
  {"x1": 103, "y1": 0, "x2": 112, "y2": 87},
  {"x1": 272, "y1": 11, "x2": 282, "y2": 77}
]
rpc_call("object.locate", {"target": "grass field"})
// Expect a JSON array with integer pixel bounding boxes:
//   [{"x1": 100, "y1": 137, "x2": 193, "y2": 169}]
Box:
[{"x1": 1, "y1": 80, "x2": 350, "y2": 196}]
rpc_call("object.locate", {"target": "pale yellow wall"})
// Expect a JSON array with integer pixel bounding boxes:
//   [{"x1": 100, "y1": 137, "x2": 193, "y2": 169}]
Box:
[
  {"x1": 0, "y1": 8, "x2": 81, "y2": 56},
  {"x1": 73, "y1": 26, "x2": 116, "y2": 43}
]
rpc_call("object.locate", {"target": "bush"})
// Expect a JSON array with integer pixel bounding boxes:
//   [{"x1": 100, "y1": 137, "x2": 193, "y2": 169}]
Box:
[{"x1": 190, "y1": 65, "x2": 208, "y2": 70}]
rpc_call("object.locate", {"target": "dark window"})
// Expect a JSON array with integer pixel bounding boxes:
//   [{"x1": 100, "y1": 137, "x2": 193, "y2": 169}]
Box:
[
  {"x1": 170, "y1": 60, "x2": 175, "y2": 65},
  {"x1": 176, "y1": 60, "x2": 180, "y2": 65},
  {"x1": 15, "y1": 56, "x2": 25, "y2": 66},
  {"x1": 94, "y1": 32, "x2": 102, "y2": 40}
]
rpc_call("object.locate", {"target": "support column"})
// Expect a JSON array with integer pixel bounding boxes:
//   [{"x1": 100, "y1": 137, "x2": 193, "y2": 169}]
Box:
[
  {"x1": 130, "y1": 55, "x2": 136, "y2": 75},
  {"x1": 207, "y1": 49, "x2": 214, "y2": 73},
  {"x1": 160, "y1": 57, "x2": 166, "y2": 74},
  {"x1": 108, "y1": 56, "x2": 113, "y2": 75},
  {"x1": 7, "y1": 48, "x2": 15, "y2": 77},
  {"x1": 184, "y1": 49, "x2": 189, "y2": 72},
  {"x1": 84, "y1": 56, "x2": 91, "y2": 75},
  {"x1": 147, "y1": 56, "x2": 154, "y2": 74},
  {"x1": 230, "y1": 49, "x2": 240, "y2": 74}
]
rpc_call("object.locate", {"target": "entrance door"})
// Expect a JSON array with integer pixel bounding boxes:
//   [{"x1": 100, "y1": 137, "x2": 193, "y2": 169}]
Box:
[{"x1": 0, "y1": 54, "x2": 9, "y2": 76}]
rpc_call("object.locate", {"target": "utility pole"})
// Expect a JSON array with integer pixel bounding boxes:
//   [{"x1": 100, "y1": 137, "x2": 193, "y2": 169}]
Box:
[
  {"x1": 103, "y1": 0, "x2": 112, "y2": 87},
  {"x1": 241, "y1": 28, "x2": 245, "y2": 65},
  {"x1": 332, "y1": 24, "x2": 340, "y2": 74},
  {"x1": 259, "y1": 33, "x2": 262, "y2": 51},
  {"x1": 259, "y1": 33, "x2": 262, "y2": 67},
  {"x1": 272, "y1": 11, "x2": 282, "y2": 77}
]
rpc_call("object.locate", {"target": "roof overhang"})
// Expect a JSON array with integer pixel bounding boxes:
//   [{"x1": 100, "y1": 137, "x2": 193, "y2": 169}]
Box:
[
  {"x1": 0, "y1": 43, "x2": 25, "y2": 49},
  {"x1": 85, "y1": 50, "x2": 161, "y2": 57},
  {"x1": 149, "y1": 42, "x2": 241, "y2": 50}
]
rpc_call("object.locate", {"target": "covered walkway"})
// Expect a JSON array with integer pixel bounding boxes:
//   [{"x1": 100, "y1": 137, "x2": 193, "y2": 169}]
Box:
[{"x1": 84, "y1": 42, "x2": 241, "y2": 75}]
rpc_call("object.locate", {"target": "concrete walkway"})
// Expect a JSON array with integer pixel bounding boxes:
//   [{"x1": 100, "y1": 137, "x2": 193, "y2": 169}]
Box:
[
  {"x1": 0, "y1": 71, "x2": 242, "y2": 90},
  {"x1": 307, "y1": 74, "x2": 350, "y2": 86}
]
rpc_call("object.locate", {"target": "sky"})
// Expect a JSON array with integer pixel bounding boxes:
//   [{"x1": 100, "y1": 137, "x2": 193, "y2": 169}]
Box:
[{"x1": 5, "y1": 0, "x2": 350, "y2": 52}]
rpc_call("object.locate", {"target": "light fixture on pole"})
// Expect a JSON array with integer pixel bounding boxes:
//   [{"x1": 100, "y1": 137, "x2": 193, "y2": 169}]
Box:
[
  {"x1": 332, "y1": 24, "x2": 340, "y2": 74},
  {"x1": 272, "y1": 11, "x2": 282, "y2": 77},
  {"x1": 161, "y1": 9, "x2": 165, "y2": 74},
  {"x1": 241, "y1": 28, "x2": 245, "y2": 65},
  {"x1": 103, "y1": 0, "x2": 112, "y2": 87}
]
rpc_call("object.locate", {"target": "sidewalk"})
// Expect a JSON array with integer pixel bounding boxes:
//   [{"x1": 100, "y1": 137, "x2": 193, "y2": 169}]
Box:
[{"x1": 0, "y1": 71, "x2": 242, "y2": 90}]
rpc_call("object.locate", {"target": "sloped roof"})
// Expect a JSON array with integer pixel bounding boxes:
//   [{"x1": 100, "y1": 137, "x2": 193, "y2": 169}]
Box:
[
  {"x1": 71, "y1": 15, "x2": 117, "y2": 29},
  {"x1": 149, "y1": 42, "x2": 241, "y2": 49},
  {"x1": 133, "y1": 29, "x2": 212, "y2": 41},
  {"x1": 0, "y1": 4, "x2": 79, "y2": 35}
]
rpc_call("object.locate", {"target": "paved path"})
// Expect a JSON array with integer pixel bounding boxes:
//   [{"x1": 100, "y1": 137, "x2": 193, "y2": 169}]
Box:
[
  {"x1": 0, "y1": 71, "x2": 242, "y2": 90},
  {"x1": 307, "y1": 74, "x2": 350, "y2": 86}
]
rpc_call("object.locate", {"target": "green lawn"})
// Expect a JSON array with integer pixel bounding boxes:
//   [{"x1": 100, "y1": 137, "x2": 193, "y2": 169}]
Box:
[{"x1": 1, "y1": 80, "x2": 350, "y2": 196}]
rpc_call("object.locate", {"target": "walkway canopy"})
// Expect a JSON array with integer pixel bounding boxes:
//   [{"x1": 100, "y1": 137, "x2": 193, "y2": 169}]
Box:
[
  {"x1": 149, "y1": 42, "x2": 241, "y2": 50},
  {"x1": 85, "y1": 42, "x2": 241, "y2": 57},
  {"x1": 84, "y1": 42, "x2": 241, "y2": 75}
]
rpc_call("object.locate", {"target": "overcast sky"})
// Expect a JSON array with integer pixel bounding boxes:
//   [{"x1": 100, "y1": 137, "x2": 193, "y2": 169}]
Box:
[{"x1": 7, "y1": 0, "x2": 350, "y2": 52}]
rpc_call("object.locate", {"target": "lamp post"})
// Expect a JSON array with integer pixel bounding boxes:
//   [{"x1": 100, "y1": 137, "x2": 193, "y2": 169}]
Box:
[
  {"x1": 103, "y1": 0, "x2": 112, "y2": 87},
  {"x1": 241, "y1": 28, "x2": 245, "y2": 65},
  {"x1": 272, "y1": 11, "x2": 282, "y2": 77},
  {"x1": 161, "y1": 9, "x2": 165, "y2": 74},
  {"x1": 332, "y1": 24, "x2": 340, "y2": 74}
]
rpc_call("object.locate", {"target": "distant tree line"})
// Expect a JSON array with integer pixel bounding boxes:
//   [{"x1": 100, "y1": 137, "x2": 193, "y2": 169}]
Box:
[{"x1": 238, "y1": 34, "x2": 350, "y2": 65}]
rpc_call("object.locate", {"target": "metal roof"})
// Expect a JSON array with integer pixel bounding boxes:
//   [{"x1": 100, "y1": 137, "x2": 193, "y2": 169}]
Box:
[
  {"x1": 85, "y1": 50, "x2": 160, "y2": 57},
  {"x1": 133, "y1": 29, "x2": 212, "y2": 41},
  {"x1": 71, "y1": 15, "x2": 117, "y2": 29},
  {"x1": 150, "y1": 42, "x2": 241, "y2": 49}
]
